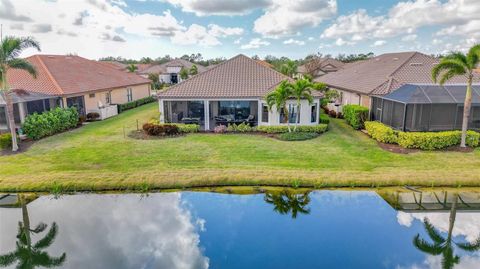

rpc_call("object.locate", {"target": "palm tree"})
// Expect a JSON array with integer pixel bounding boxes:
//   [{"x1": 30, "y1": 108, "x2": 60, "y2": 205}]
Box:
[
  {"x1": 432, "y1": 45, "x2": 480, "y2": 147},
  {"x1": 179, "y1": 68, "x2": 189, "y2": 80},
  {"x1": 0, "y1": 196, "x2": 66, "y2": 268},
  {"x1": 279, "y1": 60, "x2": 298, "y2": 78},
  {"x1": 189, "y1": 64, "x2": 198, "y2": 76},
  {"x1": 290, "y1": 79, "x2": 327, "y2": 131},
  {"x1": 264, "y1": 190, "x2": 311, "y2": 219},
  {"x1": 266, "y1": 80, "x2": 293, "y2": 132},
  {"x1": 0, "y1": 36, "x2": 40, "y2": 151},
  {"x1": 413, "y1": 194, "x2": 480, "y2": 269},
  {"x1": 126, "y1": 64, "x2": 138, "y2": 73}
]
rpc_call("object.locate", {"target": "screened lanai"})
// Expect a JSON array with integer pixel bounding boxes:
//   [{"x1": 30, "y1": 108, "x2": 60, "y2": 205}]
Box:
[{"x1": 371, "y1": 84, "x2": 480, "y2": 131}]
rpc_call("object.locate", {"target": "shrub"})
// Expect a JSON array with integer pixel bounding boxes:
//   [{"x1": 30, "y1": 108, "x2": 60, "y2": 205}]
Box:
[
  {"x1": 22, "y1": 107, "x2": 79, "y2": 140},
  {"x1": 398, "y1": 131, "x2": 480, "y2": 150},
  {"x1": 174, "y1": 124, "x2": 199, "y2": 133},
  {"x1": 278, "y1": 132, "x2": 319, "y2": 141},
  {"x1": 214, "y1": 125, "x2": 227, "y2": 133},
  {"x1": 0, "y1": 133, "x2": 12, "y2": 149},
  {"x1": 343, "y1": 104, "x2": 369, "y2": 130},
  {"x1": 118, "y1": 96, "x2": 156, "y2": 113},
  {"x1": 257, "y1": 124, "x2": 328, "y2": 134},
  {"x1": 227, "y1": 122, "x2": 254, "y2": 133},
  {"x1": 319, "y1": 114, "x2": 330, "y2": 124},
  {"x1": 86, "y1": 112, "x2": 100, "y2": 121},
  {"x1": 365, "y1": 121, "x2": 398, "y2": 144},
  {"x1": 142, "y1": 123, "x2": 179, "y2": 136},
  {"x1": 336, "y1": 112, "x2": 344, "y2": 119},
  {"x1": 466, "y1": 131, "x2": 480, "y2": 147},
  {"x1": 328, "y1": 110, "x2": 337, "y2": 118}
]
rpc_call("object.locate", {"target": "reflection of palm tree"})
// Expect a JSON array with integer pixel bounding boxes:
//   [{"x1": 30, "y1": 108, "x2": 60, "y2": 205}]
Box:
[
  {"x1": 0, "y1": 196, "x2": 66, "y2": 268},
  {"x1": 413, "y1": 194, "x2": 480, "y2": 269},
  {"x1": 264, "y1": 191, "x2": 311, "y2": 219}
]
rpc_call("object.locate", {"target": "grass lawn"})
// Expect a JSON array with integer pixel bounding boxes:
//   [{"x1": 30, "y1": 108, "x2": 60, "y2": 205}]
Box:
[{"x1": 1, "y1": 102, "x2": 480, "y2": 192}]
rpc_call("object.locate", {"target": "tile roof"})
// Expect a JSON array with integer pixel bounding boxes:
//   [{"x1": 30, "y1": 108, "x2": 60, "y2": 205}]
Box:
[
  {"x1": 158, "y1": 54, "x2": 319, "y2": 99},
  {"x1": 96, "y1": 61, "x2": 127, "y2": 70},
  {"x1": 298, "y1": 58, "x2": 345, "y2": 74},
  {"x1": 7, "y1": 55, "x2": 150, "y2": 96},
  {"x1": 317, "y1": 52, "x2": 479, "y2": 96},
  {"x1": 139, "y1": 59, "x2": 207, "y2": 75}
]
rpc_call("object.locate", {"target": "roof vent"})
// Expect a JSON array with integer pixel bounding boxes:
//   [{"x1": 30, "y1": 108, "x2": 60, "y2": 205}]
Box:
[
  {"x1": 410, "y1": 62, "x2": 423, "y2": 66},
  {"x1": 393, "y1": 57, "x2": 399, "y2": 61}
]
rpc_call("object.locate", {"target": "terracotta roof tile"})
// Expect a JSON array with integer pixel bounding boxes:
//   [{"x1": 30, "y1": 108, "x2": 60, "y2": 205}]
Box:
[
  {"x1": 7, "y1": 55, "x2": 150, "y2": 96},
  {"x1": 158, "y1": 54, "x2": 319, "y2": 99},
  {"x1": 139, "y1": 59, "x2": 207, "y2": 75}
]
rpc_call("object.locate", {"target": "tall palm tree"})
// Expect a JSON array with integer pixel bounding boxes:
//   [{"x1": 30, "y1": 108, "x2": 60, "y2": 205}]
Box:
[
  {"x1": 289, "y1": 79, "x2": 327, "y2": 131},
  {"x1": 126, "y1": 64, "x2": 138, "y2": 73},
  {"x1": 264, "y1": 190, "x2": 311, "y2": 219},
  {"x1": 0, "y1": 36, "x2": 40, "y2": 151},
  {"x1": 432, "y1": 45, "x2": 480, "y2": 147},
  {"x1": 0, "y1": 196, "x2": 66, "y2": 268},
  {"x1": 266, "y1": 80, "x2": 293, "y2": 132},
  {"x1": 279, "y1": 60, "x2": 298, "y2": 78},
  {"x1": 413, "y1": 194, "x2": 480, "y2": 269}
]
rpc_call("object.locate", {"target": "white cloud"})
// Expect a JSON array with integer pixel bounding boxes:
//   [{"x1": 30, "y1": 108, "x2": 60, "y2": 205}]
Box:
[
  {"x1": 240, "y1": 38, "x2": 270, "y2": 49},
  {"x1": 165, "y1": 0, "x2": 271, "y2": 16},
  {"x1": 401, "y1": 34, "x2": 417, "y2": 42},
  {"x1": 372, "y1": 40, "x2": 387, "y2": 47},
  {"x1": 335, "y1": 37, "x2": 354, "y2": 46},
  {"x1": 283, "y1": 38, "x2": 305, "y2": 45},
  {"x1": 171, "y1": 24, "x2": 243, "y2": 47},
  {"x1": 253, "y1": 0, "x2": 337, "y2": 38}
]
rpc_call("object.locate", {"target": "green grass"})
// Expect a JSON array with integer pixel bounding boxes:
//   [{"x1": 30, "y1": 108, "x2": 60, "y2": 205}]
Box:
[{"x1": 1, "y1": 102, "x2": 480, "y2": 192}]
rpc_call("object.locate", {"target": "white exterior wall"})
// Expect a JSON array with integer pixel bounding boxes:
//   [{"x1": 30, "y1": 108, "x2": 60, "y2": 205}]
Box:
[{"x1": 258, "y1": 98, "x2": 321, "y2": 126}]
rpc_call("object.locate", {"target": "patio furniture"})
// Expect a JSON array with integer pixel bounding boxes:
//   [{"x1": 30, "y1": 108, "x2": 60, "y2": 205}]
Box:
[{"x1": 181, "y1": 117, "x2": 200, "y2": 124}]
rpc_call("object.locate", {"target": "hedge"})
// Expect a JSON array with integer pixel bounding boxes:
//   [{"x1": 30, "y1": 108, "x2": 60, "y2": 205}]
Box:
[
  {"x1": 142, "y1": 123, "x2": 179, "y2": 136},
  {"x1": 174, "y1": 124, "x2": 200, "y2": 133},
  {"x1": 319, "y1": 114, "x2": 330, "y2": 124},
  {"x1": 364, "y1": 121, "x2": 398, "y2": 144},
  {"x1": 343, "y1": 104, "x2": 369, "y2": 130},
  {"x1": 0, "y1": 133, "x2": 12, "y2": 149},
  {"x1": 365, "y1": 121, "x2": 480, "y2": 150},
  {"x1": 118, "y1": 96, "x2": 156, "y2": 113},
  {"x1": 226, "y1": 123, "x2": 255, "y2": 133},
  {"x1": 22, "y1": 107, "x2": 79, "y2": 140},
  {"x1": 257, "y1": 124, "x2": 328, "y2": 134}
]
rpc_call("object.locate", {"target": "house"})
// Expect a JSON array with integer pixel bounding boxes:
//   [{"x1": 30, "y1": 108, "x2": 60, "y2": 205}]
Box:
[
  {"x1": 139, "y1": 59, "x2": 207, "y2": 84},
  {"x1": 371, "y1": 84, "x2": 480, "y2": 131},
  {"x1": 157, "y1": 54, "x2": 323, "y2": 131},
  {"x1": 298, "y1": 58, "x2": 345, "y2": 78},
  {"x1": 2, "y1": 55, "x2": 151, "y2": 130},
  {"x1": 316, "y1": 52, "x2": 476, "y2": 109}
]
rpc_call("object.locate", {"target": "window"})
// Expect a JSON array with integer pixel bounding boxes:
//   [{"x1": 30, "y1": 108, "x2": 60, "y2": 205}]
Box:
[
  {"x1": 105, "y1": 91, "x2": 112, "y2": 104},
  {"x1": 218, "y1": 101, "x2": 251, "y2": 121},
  {"x1": 127, "y1": 88, "x2": 133, "y2": 102},
  {"x1": 89, "y1": 93, "x2": 95, "y2": 98},
  {"x1": 311, "y1": 103, "x2": 317, "y2": 123},
  {"x1": 280, "y1": 104, "x2": 300, "y2": 124},
  {"x1": 262, "y1": 104, "x2": 269, "y2": 123}
]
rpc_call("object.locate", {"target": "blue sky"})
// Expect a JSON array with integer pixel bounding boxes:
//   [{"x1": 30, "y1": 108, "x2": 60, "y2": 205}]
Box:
[{"x1": 1, "y1": 0, "x2": 479, "y2": 60}]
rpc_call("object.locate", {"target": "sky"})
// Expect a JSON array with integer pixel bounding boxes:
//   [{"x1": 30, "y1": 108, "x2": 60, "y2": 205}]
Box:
[{"x1": 0, "y1": 0, "x2": 479, "y2": 60}]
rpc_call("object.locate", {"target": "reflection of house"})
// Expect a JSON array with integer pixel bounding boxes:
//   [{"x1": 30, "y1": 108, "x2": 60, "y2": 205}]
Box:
[
  {"x1": 298, "y1": 58, "x2": 345, "y2": 78},
  {"x1": 317, "y1": 52, "x2": 478, "y2": 109},
  {"x1": 158, "y1": 54, "x2": 323, "y2": 131},
  {"x1": 139, "y1": 59, "x2": 207, "y2": 84},
  {"x1": 2, "y1": 55, "x2": 151, "y2": 130},
  {"x1": 378, "y1": 190, "x2": 480, "y2": 212}
]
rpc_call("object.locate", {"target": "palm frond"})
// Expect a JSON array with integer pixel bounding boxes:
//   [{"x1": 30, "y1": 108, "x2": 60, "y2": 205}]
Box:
[
  {"x1": 455, "y1": 237, "x2": 480, "y2": 252},
  {"x1": 413, "y1": 234, "x2": 444, "y2": 255},
  {"x1": 1, "y1": 36, "x2": 40, "y2": 61},
  {"x1": 34, "y1": 251, "x2": 66, "y2": 267},
  {"x1": 467, "y1": 44, "x2": 480, "y2": 69},
  {"x1": 442, "y1": 52, "x2": 468, "y2": 65},
  {"x1": 431, "y1": 60, "x2": 466, "y2": 84},
  {"x1": 34, "y1": 223, "x2": 58, "y2": 249},
  {"x1": 7, "y1": 58, "x2": 37, "y2": 78},
  {"x1": 423, "y1": 220, "x2": 446, "y2": 244},
  {"x1": 0, "y1": 251, "x2": 17, "y2": 266}
]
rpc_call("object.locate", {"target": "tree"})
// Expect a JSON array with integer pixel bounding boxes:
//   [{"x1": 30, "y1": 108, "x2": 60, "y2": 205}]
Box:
[
  {"x1": 336, "y1": 52, "x2": 374, "y2": 63},
  {"x1": 279, "y1": 60, "x2": 298, "y2": 78},
  {"x1": 148, "y1": 73, "x2": 160, "y2": 90},
  {"x1": 266, "y1": 80, "x2": 293, "y2": 132},
  {"x1": 179, "y1": 68, "x2": 189, "y2": 80},
  {"x1": 0, "y1": 36, "x2": 40, "y2": 152},
  {"x1": 264, "y1": 190, "x2": 311, "y2": 219},
  {"x1": 189, "y1": 64, "x2": 198, "y2": 76},
  {"x1": 289, "y1": 79, "x2": 326, "y2": 131},
  {"x1": 432, "y1": 45, "x2": 480, "y2": 147},
  {"x1": 126, "y1": 64, "x2": 138, "y2": 73},
  {"x1": 413, "y1": 194, "x2": 480, "y2": 269},
  {"x1": 0, "y1": 195, "x2": 66, "y2": 268}
]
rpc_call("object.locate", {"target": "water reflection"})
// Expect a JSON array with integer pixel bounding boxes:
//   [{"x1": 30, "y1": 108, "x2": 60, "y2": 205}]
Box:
[
  {"x1": 264, "y1": 190, "x2": 311, "y2": 219},
  {"x1": 0, "y1": 195, "x2": 66, "y2": 269}
]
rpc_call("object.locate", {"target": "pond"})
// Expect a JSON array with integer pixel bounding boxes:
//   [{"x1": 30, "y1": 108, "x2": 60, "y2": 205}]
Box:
[{"x1": 0, "y1": 188, "x2": 479, "y2": 269}]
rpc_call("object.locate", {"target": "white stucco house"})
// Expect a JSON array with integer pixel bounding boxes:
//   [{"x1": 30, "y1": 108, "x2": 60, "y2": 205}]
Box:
[
  {"x1": 157, "y1": 54, "x2": 323, "y2": 131},
  {"x1": 139, "y1": 59, "x2": 207, "y2": 84}
]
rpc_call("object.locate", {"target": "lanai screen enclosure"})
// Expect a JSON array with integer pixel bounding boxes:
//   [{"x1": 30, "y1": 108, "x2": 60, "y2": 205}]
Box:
[{"x1": 371, "y1": 84, "x2": 480, "y2": 131}]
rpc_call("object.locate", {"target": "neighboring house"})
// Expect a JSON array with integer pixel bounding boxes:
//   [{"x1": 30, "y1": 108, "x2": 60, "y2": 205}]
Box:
[
  {"x1": 2, "y1": 55, "x2": 151, "y2": 130},
  {"x1": 316, "y1": 52, "x2": 478, "y2": 109},
  {"x1": 139, "y1": 59, "x2": 207, "y2": 84},
  {"x1": 97, "y1": 61, "x2": 127, "y2": 71},
  {"x1": 371, "y1": 84, "x2": 480, "y2": 131},
  {"x1": 298, "y1": 58, "x2": 345, "y2": 78},
  {"x1": 157, "y1": 54, "x2": 323, "y2": 131}
]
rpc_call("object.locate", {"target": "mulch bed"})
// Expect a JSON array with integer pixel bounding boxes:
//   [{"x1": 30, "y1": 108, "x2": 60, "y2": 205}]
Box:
[
  {"x1": 128, "y1": 130, "x2": 185, "y2": 140},
  {"x1": 128, "y1": 130, "x2": 321, "y2": 141},
  {"x1": 0, "y1": 139, "x2": 35, "y2": 156},
  {"x1": 377, "y1": 142, "x2": 419, "y2": 154}
]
